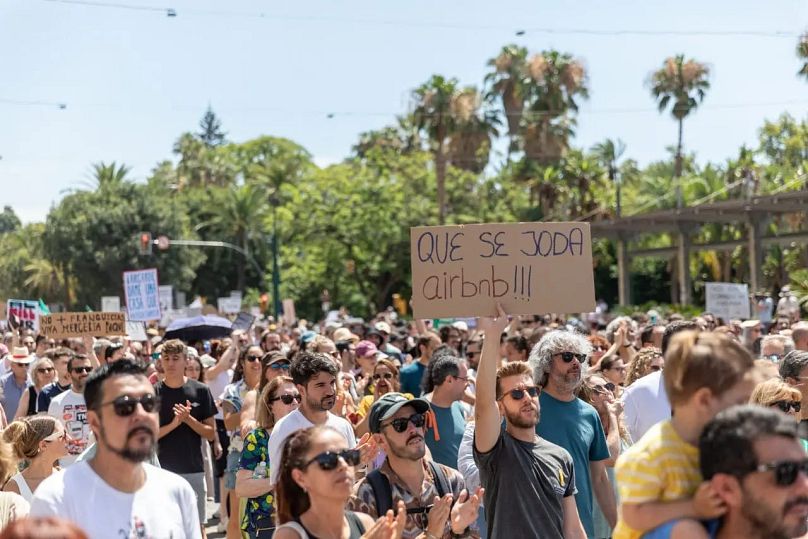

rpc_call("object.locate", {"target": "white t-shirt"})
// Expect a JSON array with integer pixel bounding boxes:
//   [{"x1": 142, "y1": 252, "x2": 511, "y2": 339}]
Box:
[
  {"x1": 47, "y1": 389, "x2": 90, "y2": 467},
  {"x1": 621, "y1": 370, "x2": 671, "y2": 443},
  {"x1": 268, "y1": 409, "x2": 356, "y2": 484},
  {"x1": 208, "y1": 369, "x2": 232, "y2": 420},
  {"x1": 30, "y1": 461, "x2": 201, "y2": 539}
]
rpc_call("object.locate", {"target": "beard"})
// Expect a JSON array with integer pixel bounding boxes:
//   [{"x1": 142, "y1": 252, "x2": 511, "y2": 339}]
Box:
[
  {"x1": 505, "y1": 403, "x2": 540, "y2": 429},
  {"x1": 308, "y1": 394, "x2": 335, "y2": 412},
  {"x1": 98, "y1": 423, "x2": 156, "y2": 463},
  {"x1": 551, "y1": 368, "x2": 583, "y2": 393},
  {"x1": 386, "y1": 432, "x2": 426, "y2": 461},
  {"x1": 741, "y1": 487, "x2": 808, "y2": 539}
]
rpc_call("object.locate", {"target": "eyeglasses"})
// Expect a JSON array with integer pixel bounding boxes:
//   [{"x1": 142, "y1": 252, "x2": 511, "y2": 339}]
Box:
[
  {"x1": 771, "y1": 400, "x2": 802, "y2": 413},
  {"x1": 36, "y1": 367, "x2": 55, "y2": 374},
  {"x1": 268, "y1": 362, "x2": 291, "y2": 370},
  {"x1": 99, "y1": 394, "x2": 161, "y2": 417},
  {"x1": 592, "y1": 346, "x2": 607, "y2": 353},
  {"x1": 756, "y1": 459, "x2": 808, "y2": 486},
  {"x1": 270, "y1": 393, "x2": 302, "y2": 405},
  {"x1": 557, "y1": 352, "x2": 587, "y2": 363},
  {"x1": 373, "y1": 373, "x2": 394, "y2": 381},
  {"x1": 245, "y1": 355, "x2": 262, "y2": 362},
  {"x1": 590, "y1": 382, "x2": 616, "y2": 395},
  {"x1": 383, "y1": 413, "x2": 426, "y2": 433},
  {"x1": 303, "y1": 449, "x2": 361, "y2": 471},
  {"x1": 498, "y1": 386, "x2": 540, "y2": 401},
  {"x1": 71, "y1": 366, "x2": 92, "y2": 374}
]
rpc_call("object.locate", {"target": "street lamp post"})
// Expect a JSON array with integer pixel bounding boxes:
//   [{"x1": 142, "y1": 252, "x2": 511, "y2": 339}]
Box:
[{"x1": 269, "y1": 193, "x2": 282, "y2": 319}]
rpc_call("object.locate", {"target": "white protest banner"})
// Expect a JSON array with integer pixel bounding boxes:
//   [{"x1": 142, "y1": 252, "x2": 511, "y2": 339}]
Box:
[
  {"x1": 705, "y1": 282, "x2": 751, "y2": 321},
  {"x1": 175, "y1": 291, "x2": 187, "y2": 309},
  {"x1": 126, "y1": 321, "x2": 148, "y2": 342},
  {"x1": 230, "y1": 290, "x2": 243, "y2": 302},
  {"x1": 218, "y1": 297, "x2": 241, "y2": 314},
  {"x1": 410, "y1": 222, "x2": 595, "y2": 319},
  {"x1": 101, "y1": 296, "x2": 121, "y2": 313},
  {"x1": 41, "y1": 312, "x2": 126, "y2": 338},
  {"x1": 123, "y1": 269, "x2": 162, "y2": 321},
  {"x1": 6, "y1": 299, "x2": 40, "y2": 332},
  {"x1": 158, "y1": 285, "x2": 174, "y2": 313}
]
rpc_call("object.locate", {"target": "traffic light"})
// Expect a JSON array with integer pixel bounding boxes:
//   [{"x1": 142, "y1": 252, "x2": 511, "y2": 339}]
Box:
[{"x1": 139, "y1": 232, "x2": 153, "y2": 255}]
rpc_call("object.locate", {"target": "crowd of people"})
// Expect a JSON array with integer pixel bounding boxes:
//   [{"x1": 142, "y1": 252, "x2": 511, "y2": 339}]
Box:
[{"x1": 0, "y1": 299, "x2": 804, "y2": 538}]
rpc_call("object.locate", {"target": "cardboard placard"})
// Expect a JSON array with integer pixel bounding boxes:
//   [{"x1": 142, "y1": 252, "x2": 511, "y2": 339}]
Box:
[
  {"x1": 410, "y1": 222, "x2": 595, "y2": 318},
  {"x1": 123, "y1": 269, "x2": 161, "y2": 321},
  {"x1": 6, "y1": 299, "x2": 40, "y2": 332},
  {"x1": 101, "y1": 296, "x2": 121, "y2": 313},
  {"x1": 40, "y1": 312, "x2": 126, "y2": 338},
  {"x1": 705, "y1": 282, "x2": 751, "y2": 321}
]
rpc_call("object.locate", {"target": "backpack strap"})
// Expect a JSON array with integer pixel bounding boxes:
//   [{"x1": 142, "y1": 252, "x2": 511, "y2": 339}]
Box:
[
  {"x1": 428, "y1": 460, "x2": 452, "y2": 500},
  {"x1": 365, "y1": 468, "x2": 393, "y2": 517}
]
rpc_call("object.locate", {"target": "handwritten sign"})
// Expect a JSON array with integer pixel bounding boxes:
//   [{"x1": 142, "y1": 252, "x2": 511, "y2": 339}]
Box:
[
  {"x1": 410, "y1": 222, "x2": 595, "y2": 318},
  {"x1": 123, "y1": 269, "x2": 162, "y2": 321},
  {"x1": 101, "y1": 296, "x2": 121, "y2": 313},
  {"x1": 6, "y1": 299, "x2": 40, "y2": 332},
  {"x1": 158, "y1": 285, "x2": 174, "y2": 313},
  {"x1": 705, "y1": 282, "x2": 750, "y2": 321},
  {"x1": 126, "y1": 321, "x2": 148, "y2": 342},
  {"x1": 40, "y1": 312, "x2": 126, "y2": 338}
]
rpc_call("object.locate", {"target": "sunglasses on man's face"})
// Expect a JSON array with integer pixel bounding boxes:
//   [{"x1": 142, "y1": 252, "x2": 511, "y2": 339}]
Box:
[
  {"x1": 557, "y1": 351, "x2": 587, "y2": 363},
  {"x1": 304, "y1": 449, "x2": 361, "y2": 471},
  {"x1": 466, "y1": 350, "x2": 480, "y2": 358},
  {"x1": 499, "y1": 386, "x2": 540, "y2": 401},
  {"x1": 72, "y1": 366, "x2": 92, "y2": 374},
  {"x1": 756, "y1": 459, "x2": 808, "y2": 486},
  {"x1": 772, "y1": 400, "x2": 802, "y2": 413},
  {"x1": 384, "y1": 413, "x2": 426, "y2": 433},
  {"x1": 100, "y1": 393, "x2": 161, "y2": 417},
  {"x1": 270, "y1": 393, "x2": 302, "y2": 405}
]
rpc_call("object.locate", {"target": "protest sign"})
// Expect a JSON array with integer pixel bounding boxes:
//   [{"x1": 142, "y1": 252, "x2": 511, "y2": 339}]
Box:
[
  {"x1": 101, "y1": 296, "x2": 121, "y2": 313},
  {"x1": 40, "y1": 312, "x2": 126, "y2": 338},
  {"x1": 123, "y1": 269, "x2": 161, "y2": 321},
  {"x1": 126, "y1": 321, "x2": 148, "y2": 341},
  {"x1": 410, "y1": 222, "x2": 595, "y2": 319},
  {"x1": 705, "y1": 282, "x2": 751, "y2": 321},
  {"x1": 283, "y1": 299, "x2": 297, "y2": 326},
  {"x1": 6, "y1": 299, "x2": 40, "y2": 332},
  {"x1": 232, "y1": 312, "x2": 256, "y2": 332},
  {"x1": 158, "y1": 285, "x2": 174, "y2": 313},
  {"x1": 217, "y1": 297, "x2": 241, "y2": 314}
]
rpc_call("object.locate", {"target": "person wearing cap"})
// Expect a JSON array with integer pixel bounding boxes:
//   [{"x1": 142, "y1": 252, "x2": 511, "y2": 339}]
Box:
[
  {"x1": 349, "y1": 393, "x2": 482, "y2": 539},
  {"x1": 741, "y1": 319, "x2": 762, "y2": 354},
  {"x1": 0, "y1": 347, "x2": 32, "y2": 415},
  {"x1": 354, "y1": 340, "x2": 381, "y2": 395},
  {"x1": 368, "y1": 322, "x2": 403, "y2": 362}
]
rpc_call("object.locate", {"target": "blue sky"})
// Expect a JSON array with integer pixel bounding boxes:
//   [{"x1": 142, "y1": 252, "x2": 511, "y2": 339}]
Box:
[{"x1": 2, "y1": 0, "x2": 806, "y2": 223}]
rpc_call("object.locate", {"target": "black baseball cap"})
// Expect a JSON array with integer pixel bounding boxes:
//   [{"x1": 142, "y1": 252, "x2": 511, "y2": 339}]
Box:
[{"x1": 368, "y1": 393, "x2": 430, "y2": 434}]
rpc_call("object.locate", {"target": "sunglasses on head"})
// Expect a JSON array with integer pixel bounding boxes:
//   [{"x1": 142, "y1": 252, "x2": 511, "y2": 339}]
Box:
[
  {"x1": 268, "y1": 362, "x2": 291, "y2": 370},
  {"x1": 245, "y1": 355, "x2": 262, "y2": 362},
  {"x1": 756, "y1": 459, "x2": 808, "y2": 486},
  {"x1": 499, "y1": 386, "x2": 540, "y2": 401},
  {"x1": 100, "y1": 394, "x2": 161, "y2": 417},
  {"x1": 270, "y1": 393, "x2": 302, "y2": 405},
  {"x1": 43, "y1": 429, "x2": 67, "y2": 442},
  {"x1": 557, "y1": 351, "x2": 587, "y2": 363},
  {"x1": 373, "y1": 372, "x2": 394, "y2": 381},
  {"x1": 772, "y1": 400, "x2": 802, "y2": 413},
  {"x1": 304, "y1": 449, "x2": 361, "y2": 471},
  {"x1": 72, "y1": 366, "x2": 92, "y2": 374},
  {"x1": 384, "y1": 413, "x2": 426, "y2": 433}
]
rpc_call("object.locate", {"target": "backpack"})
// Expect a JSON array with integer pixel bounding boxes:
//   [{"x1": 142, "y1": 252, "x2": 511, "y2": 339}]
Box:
[{"x1": 365, "y1": 460, "x2": 451, "y2": 516}]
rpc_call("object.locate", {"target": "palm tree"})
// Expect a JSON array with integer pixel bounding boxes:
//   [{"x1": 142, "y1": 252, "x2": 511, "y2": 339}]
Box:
[
  {"x1": 484, "y1": 45, "x2": 529, "y2": 153},
  {"x1": 649, "y1": 54, "x2": 710, "y2": 207},
  {"x1": 83, "y1": 162, "x2": 131, "y2": 191},
  {"x1": 798, "y1": 32, "x2": 808, "y2": 81},
  {"x1": 447, "y1": 88, "x2": 500, "y2": 173},
  {"x1": 591, "y1": 139, "x2": 627, "y2": 217}
]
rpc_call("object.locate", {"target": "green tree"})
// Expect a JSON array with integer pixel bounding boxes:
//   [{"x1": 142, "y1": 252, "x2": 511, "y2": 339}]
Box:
[
  {"x1": 485, "y1": 44, "x2": 529, "y2": 154},
  {"x1": 797, "y1": 32, "x2": 808, "y2": 81},
  {"x1": 591, "y1": 138, "x2": 627, "y2": 217},
  {"x1": 0, "y1": 206, "x2": 21, "y2": 234},
  {"x1": 649, "y1": 54, "x2": 710, "y2": 206},
  {"x1": 198, "y1": 106, "x2": 227, "y2": 147}
]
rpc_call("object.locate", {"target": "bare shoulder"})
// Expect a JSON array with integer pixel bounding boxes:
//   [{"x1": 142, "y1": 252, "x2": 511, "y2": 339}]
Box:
[
  {"x1": 3, "y1": 478, "x2": 19, "y2": 495},
  {"x1": 273, "y1": 527, "x2": 302, "y2": 539}
]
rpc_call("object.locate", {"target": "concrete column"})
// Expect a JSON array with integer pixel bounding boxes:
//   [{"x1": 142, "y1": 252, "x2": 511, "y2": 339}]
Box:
[
  {"x1": 677, "y1": 229, "x2": 692, "y2": 305},
  {"x1": 617, "y1": 236, "x2": 631, "y2": 306},
  {"x1": 747, "y1": 218, "x2": 765, "y2": 294}
]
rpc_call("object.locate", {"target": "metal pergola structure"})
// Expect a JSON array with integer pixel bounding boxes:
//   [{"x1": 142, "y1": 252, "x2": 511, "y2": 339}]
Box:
[{"x1": 589, "y1": 189, "x2": 808, "y2": 306}]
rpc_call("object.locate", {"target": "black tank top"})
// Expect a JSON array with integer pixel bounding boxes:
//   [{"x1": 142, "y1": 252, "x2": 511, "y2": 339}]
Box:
[
  {"x1": 297, "y1": 511, "x2": 365, "y2": 539},
  {"x1": 25, "y1": 386, "x2": 37, "y2": 416}
]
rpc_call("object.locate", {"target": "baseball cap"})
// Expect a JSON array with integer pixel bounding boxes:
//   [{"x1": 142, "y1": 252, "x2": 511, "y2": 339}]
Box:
[
  {"x1": 368, "y1": 393, "x2": 430, "y2": 434},
  {"x1": 9, "y1": 347, "x2": 33, "y2": 364},
  {"x1": 333, "y1": 327, "x2": 360, "y2": 343},
  {"x1": 263, "y1": 352, "x2": 289, "y2": 366},
  {"x1": 374, "y1": 322, "x2": 392, "y2": 335},
  {"x1": 355, "y1": 340, "x2": 378, "y2": 358}
]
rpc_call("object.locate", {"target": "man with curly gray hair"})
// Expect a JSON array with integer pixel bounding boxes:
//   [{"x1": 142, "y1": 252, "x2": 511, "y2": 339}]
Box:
[{"x1": 529, "y1": 330, "x2": 616, "y2": 538}]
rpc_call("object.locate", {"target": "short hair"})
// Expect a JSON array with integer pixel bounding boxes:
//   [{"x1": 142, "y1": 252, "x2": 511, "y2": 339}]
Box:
[
  {"x1": 161, "y1": 339, "x2": 186, "y2": 357},
  {"x1": 30, "y1": 356, "x2": 55, "y2": 387},
  {"x1": 417, "y1": 333, "x2": 440, "y2": 354},
  {"x1": 605, "y1": 316, "x2": 634, "y2": 344},
  {"x1": 779, "y1": 350, "x2": 808, "y2": 381},
  {"x1": 750, "y1": 378, "x2": 801, "y2": 407},
  {"x1": 506, "y1": 335, "x2": 530, "y2": 354},
  {"x1": 661, "y1": 320, "x2": 700, "y2": 355},
  {"x1": 760, "y1": 334, "x2": 794, "y2": 355},
  {"x1": 664, "y1": 331, "x2": 754, "y2": 408},
  {"x1": 306, "y1": 335, "x2": 335, "y2": 353},
  {"x1": 67, "y1": 354, "x2": 90, "y2": 372},
  {"x1": 430, "y1": 355, "x2": 463, "y2": 387},
  {"x1": 791, "y1": 322, "x2": 808, "y2": 342},
  {"x1": 528, "y1": 330, "x2": 592, "y2": 387},
  {"x1": 495, "y1": 361, "x2": 533, "y2": 400},
  {"x1": 640, "y1": 325, "x2": 656, "y2": 346},
  {"x1": 84, "y1": 359, "x2": 148, "y2": 411},
  {"x1": 52, "y1": 347, "x2": 74, "y2": 360},
  {"x1": 700, "y1": 405, "x2": 796, "y2": 480},
  {"x1": 290, "y1": 351, "x2": 337, "y2": 386}
]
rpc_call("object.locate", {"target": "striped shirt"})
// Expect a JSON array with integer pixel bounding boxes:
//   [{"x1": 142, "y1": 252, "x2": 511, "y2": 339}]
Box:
[{"x1": 613, "y1": 420, "x2": 701, "y2": 539}]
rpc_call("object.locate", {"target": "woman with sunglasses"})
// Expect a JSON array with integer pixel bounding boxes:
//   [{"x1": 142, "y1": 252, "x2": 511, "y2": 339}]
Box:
[
  {"x1": 13, "y1": 356, "x2": 56, "y2": 420},
  {"x1": 353, "y1": 360, "x2": 413, "y2": 437},
  {"x1": 235, "y1": 376, "x2": 300, "y2": 538},
  {"x1": 274, "y1": 425, "x2": 406, "y2": 539},
  {"x1": 749, "y1": 378, "x2": 808, "y2": 452},
  {"x1": 222, "y1": 344, "x2": 265, "y2": 539},
  {"x1": 2, "y1": 416, "x2": 68, "y2": 502},
  {"x1": 623, "y1": 348, "x2": 664, "y2": 387},
  {"x1": 595, "y1": 356, "x2": 627, "y2": 398}
]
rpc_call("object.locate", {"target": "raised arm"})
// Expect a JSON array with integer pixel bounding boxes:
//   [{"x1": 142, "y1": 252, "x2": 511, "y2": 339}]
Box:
[{"x1": 474, "y1": 304, "x2": 509, "y2": 454}]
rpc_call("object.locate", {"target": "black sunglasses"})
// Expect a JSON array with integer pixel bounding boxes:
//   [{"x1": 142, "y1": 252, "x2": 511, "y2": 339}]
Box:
[
  {"x1": 557, "y1": 351, "x2": 587, "y2": 363},
  {"x1": 270, "y1": 393, "x2": 302, "y2": 405},
  {"x1": 268, "y1": 362, "x2": 291, "y2": 370},
  {"x1": 756, "y1": 459, "x2": 808, "y2": 486},
  {"x1": 772, "y1": 400, "x2": 802, "y2": 413},
  {"x1": 373, "y1": 372, "x2": 394, "y2": 381},
  {"x1": 72, "y1": 366, "x2": 92, "y2": 374},
  {"x1": 100, "y1": 394, "x2": 161, "y2": 417},
  {"x1": 36, "y1": 367, "x2": 55, "y2": 374},
  {"x1": 499, "y1": 386, "x2": 540, "y2": 401},
  {"x1": 384, "y1": 413, "x2": 426, "y2": 433},
  {"x1": 245, "y1": 355, "x2": 262, "y2": 362},
  {"x1": 304, "y1": 449, "x2": 361, "y2": 471},
  {"x1": 466, "y1": 350, "x2": 480, "y2": 358}
]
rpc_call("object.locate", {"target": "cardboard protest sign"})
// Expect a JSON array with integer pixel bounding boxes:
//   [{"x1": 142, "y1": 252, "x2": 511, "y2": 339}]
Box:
[
  {"x1": 101, "y1": 296, "x2": 121, "y2": 313},
  {"x1": 40, "y1": 312, "x2": 126, "y2": 338},
  {"x1": 410, "y1": 222, "x2": 595, "y2": 319},
  {"x1": 6, "y1": 299, "x2": 40, "y2": 332},
  {"x1": 705, "y1": 282, "x2": 751, "y2": 321},
  {"x1": 123, "y1": 269, "x2": 161, "y2": 321}
]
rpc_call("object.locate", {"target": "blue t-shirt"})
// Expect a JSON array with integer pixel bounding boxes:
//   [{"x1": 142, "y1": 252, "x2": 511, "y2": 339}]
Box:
[
  {"x1": 425, "y1": 401, "x2": 466, "y2": 468},
  {"x1": 399, "y1": 362, "x2": 426, "y2": 396},
  {"x1": 536, "y1": 392, "x2": 610, "y2": 539}
]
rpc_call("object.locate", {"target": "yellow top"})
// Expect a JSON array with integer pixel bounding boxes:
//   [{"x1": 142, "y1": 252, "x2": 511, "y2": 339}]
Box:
[
  {"x1": 356, "y1": 393, "x2": 415, "y2": 418},
  {"x1": 613, "y1": 420, "x2": 702, "y2": 539}
]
